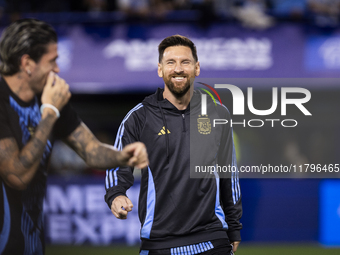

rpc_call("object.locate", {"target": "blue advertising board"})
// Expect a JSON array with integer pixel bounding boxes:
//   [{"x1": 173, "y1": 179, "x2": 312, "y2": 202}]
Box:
[
  {"x1": 44, "y1": 176, "x2": 141, "y2": 245},
  {"x1": 1, "y1": 23, "x2": 340, "y2": 93},
  {"x1": 44, "y1": 177, "x2": 320, "y2": 245},
  {"x1": 39, "y1": 24, "x2": 340, "y2": 93},
  {"x1": 319, "y1": 180, "x2": 340, "y2": 246},
  {"x1": 305, "y1": 36, "x2": 340, "y2": 71}
]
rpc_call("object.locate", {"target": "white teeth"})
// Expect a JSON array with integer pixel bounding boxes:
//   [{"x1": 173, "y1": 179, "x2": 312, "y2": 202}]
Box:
[{"x1": 174, "y1": 77, "x2": 185, "y2": 80}]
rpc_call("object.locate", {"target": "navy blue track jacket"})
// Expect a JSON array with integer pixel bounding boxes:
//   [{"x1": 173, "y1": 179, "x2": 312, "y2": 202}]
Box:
[{"x1": 105, "y1": 88, "x2": 242, "y2": 250}]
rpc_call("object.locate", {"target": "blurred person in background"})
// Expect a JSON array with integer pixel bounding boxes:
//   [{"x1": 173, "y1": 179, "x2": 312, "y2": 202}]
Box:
[
  {"x1": 80, "y1": 0, "x2": 119, "y2": 13},
  {"x1": 190, "y1": 0, "x2": 217, "y2": 25},
  {"x1": 105, "y1": 35, "x2": 242, "y2": 255},
  {"x1": 0, "y1": 18, "x2": 148, "y2": 255},
  {"x1": 5, "y1": 0, "x2": 71, "y2": 21},
  {"x1": 117, "y1": 0, "x2": 150, "y2": 19},
  {"x1": 83, "y1": 0, "x2": 108, "y2": 12},
  {"x1": 271, "y1": 0, "x2": 307, "y2": 22},
  {"x1": 213, "y1": 0, "x2": 236, "y2": 19},
  {"x1": 233, "y1": 0, "x2": 275, "y2": 29},
  {"x1": 307, "y1": 0, "x2": 340, "y2": 27},
  {"x1": 0, "y1": 0, "x2": 5, "y2": 19},
  {"x1": 149, "y1": 0, "x2": 176, "y2": 19}
]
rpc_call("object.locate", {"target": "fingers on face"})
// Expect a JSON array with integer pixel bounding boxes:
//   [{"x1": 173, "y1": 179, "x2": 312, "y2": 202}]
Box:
[
  {"x1": 54, "y1": 74, "x2": 70, "y2": 97},
  {"x1": 54, "y1": 74, "x2": 61, "y2": 86},
  {"x1": 46, "y1": 72, "x2": 55, "y2": 87},
  {"x1": 62, "y1": 82, "x2": 70, "y2": 95},
  {"x1": 54, "y1": 75, "x2": 64, "y2": 87}
]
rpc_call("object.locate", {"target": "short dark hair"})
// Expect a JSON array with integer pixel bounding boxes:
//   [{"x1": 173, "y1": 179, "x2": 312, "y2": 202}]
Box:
[
  {"x1": 0, "y1": 18, "x2": 58, "y2": 76},
  {"x1": 158, "y1": 35, "x2": 198, "y2": 63}
]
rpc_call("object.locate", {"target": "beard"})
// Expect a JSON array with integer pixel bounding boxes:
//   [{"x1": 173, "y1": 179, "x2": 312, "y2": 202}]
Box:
[
  {"x1": 29, "y1": 71, "x2": 49, "y2": 94},
  {"x1": 164, "y1": 74, "x2": 192, "y2": 98}
]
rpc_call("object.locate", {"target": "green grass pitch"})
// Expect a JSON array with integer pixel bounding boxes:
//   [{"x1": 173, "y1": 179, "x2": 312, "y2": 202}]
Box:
[{"x1": 46, "y1": 244, "x2": 340, "y2": 255}]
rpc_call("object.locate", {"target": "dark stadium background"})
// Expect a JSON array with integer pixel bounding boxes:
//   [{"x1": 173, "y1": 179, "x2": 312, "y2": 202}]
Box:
[{"x1": 1, "y1": 0, "x2": 340, "y2": 254}]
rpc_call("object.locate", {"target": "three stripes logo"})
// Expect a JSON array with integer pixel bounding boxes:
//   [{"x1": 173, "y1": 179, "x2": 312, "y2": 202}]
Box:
[{"x1": 158, "y1": 126, "x2": 171, "y2": 135}]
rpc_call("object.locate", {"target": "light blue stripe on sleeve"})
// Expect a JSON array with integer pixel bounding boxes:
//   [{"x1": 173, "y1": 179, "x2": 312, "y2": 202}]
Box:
[
  {"x1": 105, "y1": 169, "x2": 109, "y2": 189},
  {"x1": 213, "y1": 171, "x2": 228, "y2": 229},
  {"x1": 231, "y1": 170, "x2": 236, "y2": 204},
  {"x1": 114, "y1": 168, "x2": 119, "y2": 186},
  {"x1": 106, "y1": 103, "x2": 144, "y2": 189},
  {"x1": 0, "y1": 184, "x2": 10, "y2": 254},
  {"x1": 232, "y1": 131, "x2": 240, "y2": 203},
  {"x1": 140, "y1": 167, "x2": 156, "y2": 239},
  {"x1": 114, "y1": 103, "x2": 143, "y2": 148}
]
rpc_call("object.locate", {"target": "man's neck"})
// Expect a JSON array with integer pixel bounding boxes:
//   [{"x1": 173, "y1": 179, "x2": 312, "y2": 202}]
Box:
[
  {"x1": 163, "y1": 85, "x2": 193, "y2": 111},
  {"x1": 3, "y1": 74, "x2": 35, "y2": 102}
]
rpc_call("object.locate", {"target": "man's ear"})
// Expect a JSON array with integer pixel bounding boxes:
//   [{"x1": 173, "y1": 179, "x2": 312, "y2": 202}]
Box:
[
  {"x1": 158, "y1": 63, "x2": 163, "y2": 78},
  {"x1": 195, "y1": 61, "x2": 200, "y2": 76},
  {"x1": 21, "y1": 54, "x2": 34, "y2": 73}
]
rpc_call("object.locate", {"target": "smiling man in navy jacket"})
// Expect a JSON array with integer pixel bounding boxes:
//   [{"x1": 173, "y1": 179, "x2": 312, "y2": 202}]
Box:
[{"x1": 105, "y1": 35, "x2": 242, "y2": 255}]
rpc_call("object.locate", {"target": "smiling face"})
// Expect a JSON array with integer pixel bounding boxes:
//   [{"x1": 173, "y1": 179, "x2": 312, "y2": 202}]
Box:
[
  {"x1": 28, "y1": 43, "x2": 59, "y2": 93},
  {"x1": 158, "y1": 45, "x2": 200, "y2": 98}
]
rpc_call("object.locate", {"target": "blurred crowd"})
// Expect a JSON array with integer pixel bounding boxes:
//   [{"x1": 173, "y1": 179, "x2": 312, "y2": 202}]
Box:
[{"x1": 0, "y1": 0, "x2": 340, "y2": 29}]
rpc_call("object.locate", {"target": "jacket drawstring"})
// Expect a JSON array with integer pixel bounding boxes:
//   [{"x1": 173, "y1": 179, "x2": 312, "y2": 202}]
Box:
[{"x1": 157, "y1": 102, "x2": 170, "y2": 164}]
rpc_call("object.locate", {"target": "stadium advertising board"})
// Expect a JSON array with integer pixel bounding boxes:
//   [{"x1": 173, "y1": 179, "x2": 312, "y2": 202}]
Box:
[
  {"x1": 45, "y1": 24, "x2": 340, "y2": 93},
  {"x1": 44, "y1": 177, "x2": 141, "y2": 245}
]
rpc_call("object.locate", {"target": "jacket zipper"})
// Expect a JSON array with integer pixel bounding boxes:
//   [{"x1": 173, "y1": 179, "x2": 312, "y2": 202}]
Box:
[{"x1": 182, "y1": 114, "x2": 186, "y2": 132}]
